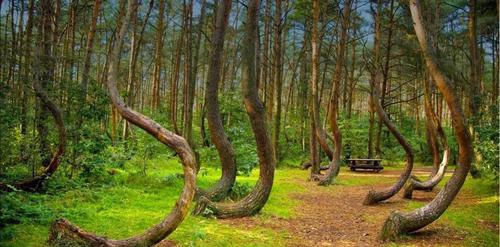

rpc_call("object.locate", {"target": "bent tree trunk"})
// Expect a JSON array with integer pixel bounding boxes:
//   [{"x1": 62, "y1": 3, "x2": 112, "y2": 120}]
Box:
[
  {"x1": 48, "y1": 0, "x2": 197, "y2": 245},
  {"x1": 380, "y1": 0, "x2": 473, "y2": 240},
  {"x1": 193, "y1": 0, "x2": 276, "y2": 219},
  {"x1": 403, "y1": 149, "x2": 449, "y2": 199},
  {"x1": 195, "y1": 0, "x2": 236, "y2": 202},
  {"x1": 403, "y1": 77, "x2": 450, "y2": 199},
  {"x1": 363, "y1": 71, "x2": 414, "y2": 205},
  {"x1": 0, "y1": 82, "x2": 66, "y2": 192},
  {"x1": 0, "y1": 0, "x2": 66, "y2": 192},
  {"x1": 317, "y1": 0, "x2": 352, "y2": 186}
]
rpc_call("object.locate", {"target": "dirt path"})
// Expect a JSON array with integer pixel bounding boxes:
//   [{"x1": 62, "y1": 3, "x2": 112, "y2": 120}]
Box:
[{"x1": 222, "y1": 168, "x2": 466, "y2": 247}]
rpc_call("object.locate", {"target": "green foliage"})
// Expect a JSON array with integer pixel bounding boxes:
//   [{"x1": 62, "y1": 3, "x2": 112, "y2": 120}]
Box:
[
  {"x1": 199, "y1": 92, "x2": 259, "y2": 176},
  {"x1": 229, "y1": 181, "x2": 253, "y2": 200},
  {"x1": 0, "y1": 192, "x2": 54, "y2": 241},
  {"x1": 474, "y1": 123, "x2": 499, "y2": 180}
]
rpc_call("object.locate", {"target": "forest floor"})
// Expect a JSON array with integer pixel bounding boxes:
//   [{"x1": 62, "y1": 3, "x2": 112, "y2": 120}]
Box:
[
  {"x1": 1, "y1": 161, "x2": 498, "y2": 247},
  {"x1": 217, "y1": 167, "x2": 491, "y2": 247}
]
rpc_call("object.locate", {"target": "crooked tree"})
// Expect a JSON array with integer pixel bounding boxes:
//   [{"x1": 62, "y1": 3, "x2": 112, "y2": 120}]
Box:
[
  {"x1": 196, "y1": 0, "x2": 236, "y2": 202},
  {"x1": 48, "y1": 0, "x2": 197, "y2": 245},
  {"x1": 379, "y1": 0, "x2": 473, "y2": 239},
  {"x1": 193, "y1": 0, "x2": 276, "y2": 218},
  {"x1": 317, "y1": 0, "x2": 352, "y2": 186}
]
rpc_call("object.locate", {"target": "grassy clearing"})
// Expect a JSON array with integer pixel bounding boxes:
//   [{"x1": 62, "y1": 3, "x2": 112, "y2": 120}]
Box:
[
  {"x1": 0, "y1": 161, "x2": 497, "y2": 247},
  {"x1": 0, "y1": 160, "x2": 305, "y2": 247}
]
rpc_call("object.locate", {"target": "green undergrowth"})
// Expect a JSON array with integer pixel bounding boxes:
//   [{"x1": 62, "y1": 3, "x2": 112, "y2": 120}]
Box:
[
  {"x1": 0, "y1": 160, "x2": 497, "y2": 247},
  {"x1": 0, "y1": 160, "x2": 305, "y2": 247}
]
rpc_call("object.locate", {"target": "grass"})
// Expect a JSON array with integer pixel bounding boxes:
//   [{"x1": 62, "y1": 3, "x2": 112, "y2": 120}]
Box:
[
  {"x1": 403, "y1": 176, "x2": 499, "y2": 246},
  {"x1": 0, "y1": 160, "x2": 498, "y2": 247},
  {"x1": 0, "y1": 159, "x2": 304, "y2": 247}
]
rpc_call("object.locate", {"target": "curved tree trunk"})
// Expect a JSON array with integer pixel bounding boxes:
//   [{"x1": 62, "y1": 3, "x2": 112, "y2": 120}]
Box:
[
  {"x1": 48, "y1": 1, "x2": 197, "y2": 245},
  {"x1": 380, "y1": 0, "x2": 473, "y2": 240},
  {"x1": 195, "y1": 0, "x2": 236, "y2": 202},
  {"x1": 403, "y1": 149, "x2": 449, "y2": 199},
  {"x1": 192, "y1": 0, "x2": 276, "y2": 219},
  {"x1": 363, "y1": 71, "x2": 414, "y2": 205},
  {"x1": 0, "y1": 82, "x2": 66, "y2": 192},
  {"x1": 0, "y1": 0, "x2": 66, "y2": 192},
  {"x1": 424, "y1": 92, "x2": 441, "y2": 177},
  {"x1": 403, "y1": 76, "x2": 450, "y2": 199},
  {"x1": 317, "y1": 0, "x2": 352, "y2": 186}
]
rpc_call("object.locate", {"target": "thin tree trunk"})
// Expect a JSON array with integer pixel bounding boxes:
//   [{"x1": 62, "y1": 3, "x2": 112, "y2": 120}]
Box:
[
  {"x1": 182, "y1": 0, "x2": 194, "y2": 144},
  {"x1": 170, "y1": 28, "x2": 183, "y2": 134},
  {"x1": 375, "y1": 0, "x2": 395, "y2": 157},
  {"x1": 36, "y1": 0, "x2": 56, "y2": 167},
  {"x1": 72, "y1": 0, "x2": 102, "y2": 171},
  {"x1": 260, "y1": 0, "x2": 271, "y2": 103},
  {"x1": 123, "y1": 0, "x2": 153, "y2": 139},
  {"x1": 317, "y1": 0, "x2": 352, "y2": 185},
  {"x1": 272, "y1": 0, "x2": 283, "y2": 162},
  {"x1": 19, "y1": 0, "x2": 35, "y2": 163},
  {"x1": 152, "y1": 0, "x2": 165, "y2": 111},
  {"x1": 309, "y1": 0, "x2": 322, "y2": 178},
  {"x1": 347, "y1": 25, "x2": 357, "y2": 119},
  {"x1": 367, "y1": 0, "x2": 382, "y2": 159},
  {"x1": 423, "y1": 77, "x2": 441, "y2": 176}
]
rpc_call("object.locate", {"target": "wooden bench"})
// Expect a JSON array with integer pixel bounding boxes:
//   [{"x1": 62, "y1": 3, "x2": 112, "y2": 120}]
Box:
[{"x1": 347, "y1": 158, "x2": 383, "y2": 172}]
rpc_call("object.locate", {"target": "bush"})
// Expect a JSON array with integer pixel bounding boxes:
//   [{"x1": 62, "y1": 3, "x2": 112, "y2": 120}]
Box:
[{"x1": 229, "y1": 181, "x2": 253, "y2": 200}]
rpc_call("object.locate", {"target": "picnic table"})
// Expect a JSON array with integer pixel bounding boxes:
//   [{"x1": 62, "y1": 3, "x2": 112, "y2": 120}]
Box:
[{"x1": 347, "y1": 158, "x2": 383, "y2": 172}]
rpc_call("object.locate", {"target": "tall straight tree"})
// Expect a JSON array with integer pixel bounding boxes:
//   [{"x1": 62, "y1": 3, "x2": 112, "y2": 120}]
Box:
[
  {"x1": 123, "y1": 0, "x2": 153, "y2": 139},
  {"x1": 272, "y1": 0, "x2": 283, "y2": 162},
  {"x1": 151, "y1": 0, "x2": 166, "y2": 111},
  {"x1": 367, "y1": 0, "x2": 382, "y2": 159},
  {"x1": 308, "y1": 0, "x2": 321, "y2": 178},
  {"x1": 72, "y1": 0, "x2": 102, "y2": 165},
  {"x1": 182, "y1": 0, "x2": 195, "y2": 147}
]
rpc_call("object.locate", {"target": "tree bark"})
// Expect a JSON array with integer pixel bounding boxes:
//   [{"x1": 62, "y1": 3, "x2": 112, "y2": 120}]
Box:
[
  {"x1": 192, "y1": 0, "x2": 276, "y2": 219},
  {"x1": 123, "y1": 0, "x2": 154, "y2": 139},
  {"x1": 272, "y1": 0, "x2": 283, "y2": 163},
  {"x1": 309, "y1": 0, "x2": 322, "y2": 178},
  {"x1": 182, "y1": 0, "x2": 194, "y2": 146},
  {"x1": 36, "y1": 0, "x2": 55, "y2": 167},
  {"x1": 48, "y1": 1, "x2": 197, "y2": 245},
  {"x1": 317, "y1": 0, "x2": 352, "y2": 186},
  {"x1": 195, "y1": 0, "x2": 236, "y2": 202},
  {"x1": 363, "y1": 69, "x2": 414, "y2": 205},
  {"x1": 380, "y1": 0, "x2": 473, "y2": 239},
  {"x1": 375, "y1": 0, "x2": 395, "y2": 158},
  {"x1": 260, "y1": 0, "x2": 271, "y2": 104},
  {"x1": 152, "y1": 0, "x2": 165, "y2": 111}
]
